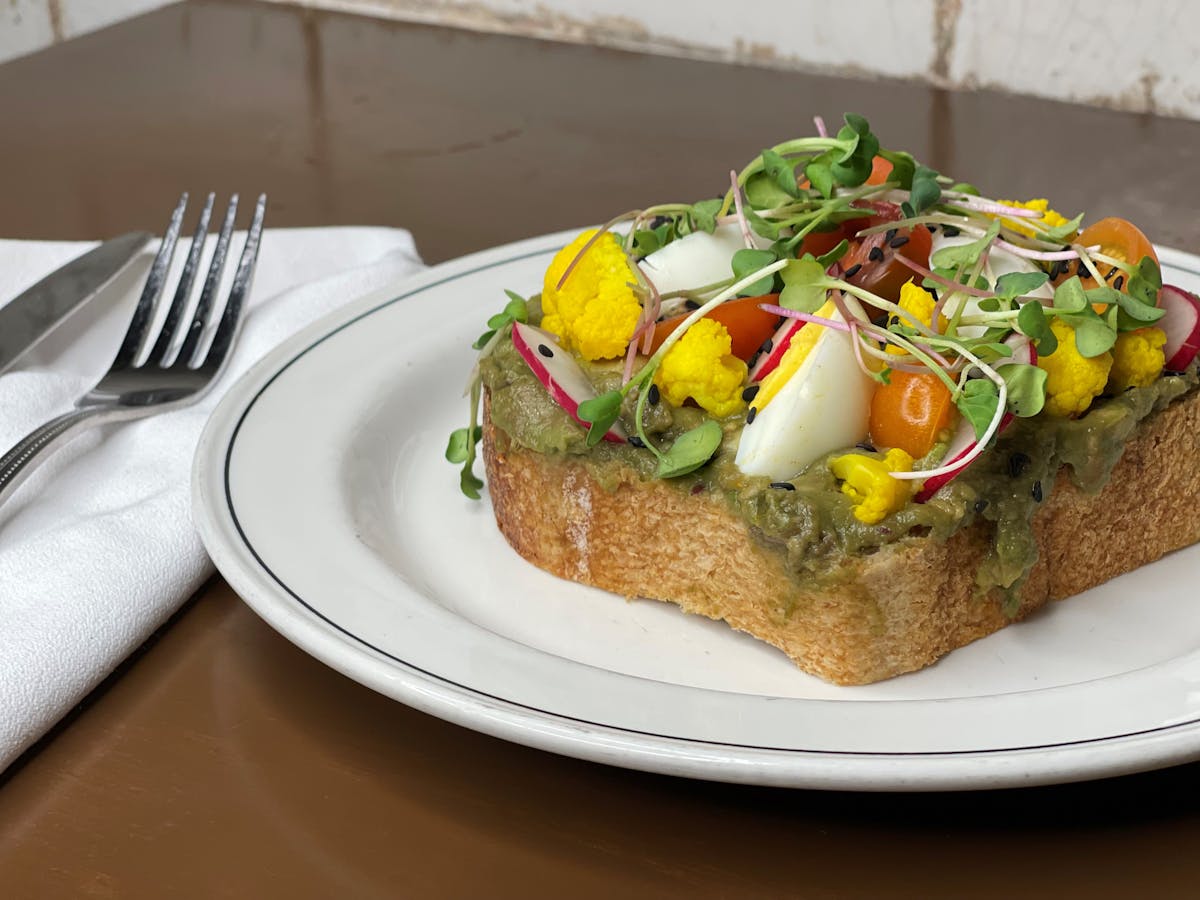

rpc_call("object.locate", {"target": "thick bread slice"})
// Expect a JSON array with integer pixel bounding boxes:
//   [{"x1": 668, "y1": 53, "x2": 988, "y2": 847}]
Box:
[{"x1": 482, "y1": 390, "x2": 1200, "y2": 684}]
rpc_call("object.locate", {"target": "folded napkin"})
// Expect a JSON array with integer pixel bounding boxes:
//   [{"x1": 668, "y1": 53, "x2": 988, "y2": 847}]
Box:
[{"x1": 0, "y1": 226, "x2": 424, "y2": 771}]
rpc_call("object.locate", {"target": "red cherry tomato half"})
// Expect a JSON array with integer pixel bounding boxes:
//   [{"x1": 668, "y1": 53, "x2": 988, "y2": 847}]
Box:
[
  {"x1": 649, "y1": 294, "x2": 781, "y2": 361},
  {"x1": 840, "y1": 204, "x2": 932, "y2": 305},
  {"x1": 869, "y1": 371, "x2": 956, "y2": 459}
]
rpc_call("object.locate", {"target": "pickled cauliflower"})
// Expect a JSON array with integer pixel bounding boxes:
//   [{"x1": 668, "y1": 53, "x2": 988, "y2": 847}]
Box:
[
  {"x1": 888, "y1": 281, "x2": 940, "y2": 355},
  {"x1": 1108, "y1": 327, "x2": 1166, "y2": 392},
  {"x1": 1037, "y1": 318, "x2": 1113, "y2": 417},
  {"x1": 653, "y1": 318, "x2": 747, "y2": 417},
  {"x1": 993, "y1": 198, "x2": 1074, "y2": 239},
  {"x1": 541, "y1": 230, "x2": 641, "y2": 361},
  {"x1": 830, "y1": 449, "x2": 916, "y2": 525}
]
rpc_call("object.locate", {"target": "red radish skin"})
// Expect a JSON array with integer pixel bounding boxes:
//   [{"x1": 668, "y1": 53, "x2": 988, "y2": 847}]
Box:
[
  {"x1": 510, "y1": 322, "x2": 627, "y2": 443},
  {"x1": 748, "y1": 318, "x2": 804, "y2": 382},
  {"x1": 1159, "y1": 285, "x2": 1200, "y2": 371}
]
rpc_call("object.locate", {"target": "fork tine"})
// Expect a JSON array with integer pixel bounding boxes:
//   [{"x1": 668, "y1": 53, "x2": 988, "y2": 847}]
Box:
[
  {"x1": 198, "y1": 194, "x2": 266, "y2": 373},
  {"x1": 148, "y1": 192, "x2": 215, "y2": 366},
  {"x1": 175, "y1": 194, "x2": 238, "y2": 368},
  {"x1": 112, "y1": 193, "x2": 188, "y2": 369}
]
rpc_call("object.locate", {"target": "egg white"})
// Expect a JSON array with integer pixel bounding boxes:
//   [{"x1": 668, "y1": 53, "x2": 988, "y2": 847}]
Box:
[
  {"x1": 734, "y1": 314, "x2": 874, "y2": 481},
  {"x1": 638, "y1": 223, "x2": 771, "y2": 297}
]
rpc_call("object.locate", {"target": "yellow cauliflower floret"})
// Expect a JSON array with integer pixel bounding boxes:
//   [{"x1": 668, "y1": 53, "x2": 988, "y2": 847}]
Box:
[
  {"x1": 888, "y1": 281, "x2": 940, "y2": 355},
  {"x1": 993, "y1": 198, "x2": 1075, "y2": 240},
  {"x1": 653, "y1": 318, "x2": 747, "y2": 417},
  {"x1": 830, "y1": 449, "x2": 916, "y2": 525},
  {"x1": 1108, "y1": 327, "x2": 1166, "y2": 392},
  {"x1": 541, "y1": 230, "x2": 641, "y2": 361},
  {"x1": 1037, "y1": 319, "x2": 1113, "y2": 417}
]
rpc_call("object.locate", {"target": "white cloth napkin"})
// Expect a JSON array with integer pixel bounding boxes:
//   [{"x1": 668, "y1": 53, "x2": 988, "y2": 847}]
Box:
[{"x1": 0, "y1": 226, "x2": 424, "y2": 771}]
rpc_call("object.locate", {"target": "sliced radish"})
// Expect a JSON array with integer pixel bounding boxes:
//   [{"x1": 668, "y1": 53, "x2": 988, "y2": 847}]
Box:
[
  {"x1": 913, "y1": 412, "x2": 1014, "y2": 503},
  {"x1": 1160, "y1": 284, "x2": 1200, "y2": 371},
  {"x1": 511, "y1": 322, "x2": 627, "y2": 443},
  {"x1": 747, "y1": 317, "x2": 804, "y2": 382}
]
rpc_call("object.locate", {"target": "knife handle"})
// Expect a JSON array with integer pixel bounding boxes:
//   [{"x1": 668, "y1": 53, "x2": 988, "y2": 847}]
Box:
[{"x1": 0, "y1": 406, "x2": 107, "y2": 507}]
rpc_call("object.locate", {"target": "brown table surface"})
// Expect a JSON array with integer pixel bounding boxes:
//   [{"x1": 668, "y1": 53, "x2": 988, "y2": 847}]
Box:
[{"x1": 3, "y1": 2, "x2": 1200, "y2": 896}]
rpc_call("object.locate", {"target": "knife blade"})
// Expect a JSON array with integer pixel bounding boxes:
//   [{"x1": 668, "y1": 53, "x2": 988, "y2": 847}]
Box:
[{"x1": 0, "y1": 231, "x2": 152, "y2": 375}]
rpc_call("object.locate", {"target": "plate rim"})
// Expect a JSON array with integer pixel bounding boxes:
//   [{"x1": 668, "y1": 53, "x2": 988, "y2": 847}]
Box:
[{"x1": 193, "y1": 231, "x2": 1200, "y2": 791}]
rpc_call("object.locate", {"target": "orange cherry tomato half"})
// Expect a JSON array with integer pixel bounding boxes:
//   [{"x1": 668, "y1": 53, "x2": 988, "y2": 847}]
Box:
[
  {"x1": 839, "y1": 202, "x2": 933, "y2": 304},
  {"x1": 648, "y1": 294, "x2": 780, "y2": 361},
  {"x1": 869, "y1": 371, "x2": 956, "y2": 459},
  {"x1": 1065, "y1": 217, "x2": 1158, "y2": 293}
]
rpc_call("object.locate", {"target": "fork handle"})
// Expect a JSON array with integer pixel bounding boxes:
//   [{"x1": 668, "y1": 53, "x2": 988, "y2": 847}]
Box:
[{"x1": 0, "y1": 406, "x2": 108, "y2": 507}]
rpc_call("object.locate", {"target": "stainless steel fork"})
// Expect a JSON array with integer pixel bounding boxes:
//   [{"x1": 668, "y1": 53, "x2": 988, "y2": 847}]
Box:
[{"x1": 0, "y1": 192, "x2": 266, "y2": 506}]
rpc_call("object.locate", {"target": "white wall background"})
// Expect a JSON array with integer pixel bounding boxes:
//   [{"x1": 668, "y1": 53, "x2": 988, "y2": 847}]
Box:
[{"x1": 3, "y1": 0, "x2": 1199, "y2": 120}]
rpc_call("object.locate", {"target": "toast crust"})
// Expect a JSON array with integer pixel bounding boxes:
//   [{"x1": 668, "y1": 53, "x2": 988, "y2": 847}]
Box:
[{"x1": 482, "y1": 390, "x2": 1200, "y2": 684}]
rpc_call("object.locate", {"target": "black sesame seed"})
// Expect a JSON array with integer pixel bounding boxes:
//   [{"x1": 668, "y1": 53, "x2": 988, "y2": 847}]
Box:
[
  {"x1": 537, "y1": 343, "x2": 554, "y2": 358},
  {"x1": 942, "y1": 225, "x2": 961, "y2": 237},
  {"x1": 855, "y1": 441, "x2": 876, "y2": 453},
  {"x1": 889, "y1": 234, "x2": 911, "y2": 249},
  {"x1": 928, "y1": 288, "x2": 940, "y2": 302},
  {"x1": 1113, "y1": 275, "x2": 1125, "y2": 291},
  {"x1": 760, "y1": 338, "x2": 773, "y2": 353},
  {"x1": 868, "y1": 245, "x2": 885, "y2": 263},
  {"x1": 883, "y1": 228, "x2": 898, "y2": 244},
  {"x1": 684, "y1": 300, "x2": 701, "y2": 310},
  {"x1": 1106, "y1": 266, "x2": 1120, "y2": 279},
  {"x1": 844, "y1": 262, "x2": 863, "y2": 278},
  {"x1": 1077, "y1": 259, "x2": 1087, "y2": 277},
  {"x1": 691, "y1": 483, "x2": 705, "y2": 495},
  {"x1": 742, "y1": 385, "x2": 760, "y2": 402},
  {"x1": 649, "y1": 214, "x2": 670, "y2": 230},
  {"x1": 1032, "y1": 480, "x2": 1044, "y2": 503},
  {"x1": 1048, "y1": 260, "x2": 1062, "y2": 279},
  {"x1": 1007, "y1": 452, "x2": 1031, "y2": 478},
  {"x1": 769, "y1": 481, "x2": 796, "y2": 491},
  {"x1": 647, "y1": 383, "x2": 660, "y2": 406},
  {"x1": 746, "y1": 407, "x2": 757, "y2": 425},
  {"x1": 927, "y1": 224, "x2": 938, "y2": 233},
  {"x1": 628, "y1": 436, "x2": 646, "y2": 449},
  {"x1": 973, "y1": 498, "x2": 989, "y2": 514}
]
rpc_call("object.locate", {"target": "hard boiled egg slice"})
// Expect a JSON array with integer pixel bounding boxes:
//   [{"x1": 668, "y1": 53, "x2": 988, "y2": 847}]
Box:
[
  {"x1": 639, "y1": 223, "x2": 771, "y2": 297},
  {"x1": 933, "y1": 233, "x2": 1054, "y2": 338},
  {"x1": 734, "y1": 302, "x2": 875, "y2": 480}
]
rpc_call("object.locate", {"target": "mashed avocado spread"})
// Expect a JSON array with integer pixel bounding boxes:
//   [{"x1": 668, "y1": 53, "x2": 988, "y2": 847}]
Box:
[{"x1": 481, "y1": 332, "x2": 1199, "y2": 595}]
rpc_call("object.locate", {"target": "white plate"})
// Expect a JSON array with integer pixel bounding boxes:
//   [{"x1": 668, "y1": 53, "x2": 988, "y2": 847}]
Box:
[{"x1": 192, "y1": 232, "x2": 1200, "y2": 791}]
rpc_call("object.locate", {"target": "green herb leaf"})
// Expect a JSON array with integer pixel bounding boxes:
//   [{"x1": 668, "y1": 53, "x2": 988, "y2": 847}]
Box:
[
  {"x1": 656, "y1": 420, "x2": 723, "y2": 478},
  {"x1": 744, "y1": 172, "x2": 795, "y2": 209},
  {"x1": 844, "y1": 112, "x2": 871, "y2": 137},
  {"x1": 445, "y1": 426, "x2": 481, "y2": 463},
  {"x1": 978, "y1": 296, "x2": 1002, "y2": 312},
  {"x1": 761, "y1": 148, "x2": 801, "y2": 199},
  {"x1": 947, "y1": 182, "x2": 981, "y2": 196},
  {"x1": 459, "y1": 467, "x2": 484, "y2": 500},
  {"x1": 995, "y1": 270, "x2": 1049, "y2": 300},
  {"x1": 877, "y1": 149, "x2": 915, "y2": 188},
  {"x1": 503, "y1": 290, "x2": 529, "y2": 321},
  {"x1": 817, "y1": 239, "x2": 850, "y2": 269},
  {"x1": 1052, "y1": 276, "x2": 1089, "y2": 313},
  {"x1": 1126, "y1": 255, "x2": 1163, "y2": 307},
  {"x1": 690, "y1": 198, "x2": 722, "y2": 233},
  {"x1": 1016, "y1": 301, "x2": 1058, "y2": 356},
  {"x1": 1060, "y1": 313, "x2": 1116, "y2": 358},
  {"x1": 732, "y1": 248, "x2": 779, "y2": 296},
  {"x1": 576, "y1": 390, "x2": 624, "y2": 447},
  {"x1": 930, "y1": 220, "x2": 1001, "y2": 269},
  {"x1": 804, "y1": 154, "x2": 835, "y2": 199},
  {"x1": 779, "y1": 256, "x2": 829, "y2": 313},
  {"x1": 631, "y1": 229, "x2": 663, "y2": 257},
  {"x1": 744, "y1": 205, "x2": 782, "y2": 240},
  {"x1": 997, "y1": 364, "x2": 1047, "y2": 417},
  {"x1": 1113, "y1": 287, "x2": 1165, "y2": 324},
  {"x1": 957, "y1": 378, "x2": 1000, "y2": 440},
  {"x1": 908, "y1": 165, "x2": 942, "y2": 215},
  {"x1": 1035, "y1": 212, "x2": 1083, "y2": 242}
]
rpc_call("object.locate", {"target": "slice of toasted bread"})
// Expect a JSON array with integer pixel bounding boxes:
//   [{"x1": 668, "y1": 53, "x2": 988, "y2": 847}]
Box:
[{"x1": 482, "y1": 389, "x2": 1200, "y2": 684}]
